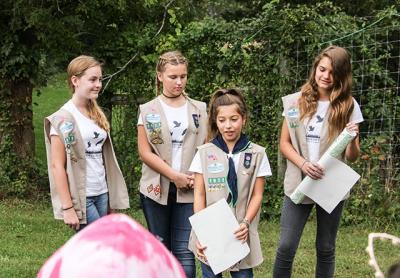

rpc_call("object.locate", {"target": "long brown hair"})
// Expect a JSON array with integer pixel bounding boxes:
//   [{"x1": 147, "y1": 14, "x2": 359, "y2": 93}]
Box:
[
  {"x1": 207, "y1": 88, "x2": 248, "y2": 141},
  {"x1": 299, "y1": 45, "x2": 354, "y2": 141},
  {"x1": 67, "y1": 55, "x2": 110, "y2": 131},
  {"x1": 155, "y1": 51, "x2": 188, "y2": 96}
]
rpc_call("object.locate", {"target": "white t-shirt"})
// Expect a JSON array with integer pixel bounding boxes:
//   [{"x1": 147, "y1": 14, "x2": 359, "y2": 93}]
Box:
[
  {"x1": 189, "y1": 149, "x2": 272, "y2": 178},
  {"x1": 137, "y1": 96, "x2": 188, "y2": 171},
  {"x1": 50, "y1": 100, "x2": 108, "y2": 197},
  {"x1": 282, "y1": 98, "x2": 364, "y2": 162}
]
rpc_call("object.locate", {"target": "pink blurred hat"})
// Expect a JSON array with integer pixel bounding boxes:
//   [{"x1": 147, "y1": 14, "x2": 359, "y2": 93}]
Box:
[{"x1": 37, "y1": 214, "x2": 186, "y2": 278}]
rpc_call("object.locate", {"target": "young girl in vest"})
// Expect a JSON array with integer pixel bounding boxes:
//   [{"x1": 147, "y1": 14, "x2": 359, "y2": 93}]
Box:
[
  {"x1": 273, "y1": 46, "x2": 364, "y2": 277},
  {"x1": 137, "y1": 50, "x2": 208, "y2": 278},
  {"x1": 44, "y1": 55, "x2": 129, "y2": 232},
  {"x1": 188, "y1": 88, "x2": 272, "y2": 278}
]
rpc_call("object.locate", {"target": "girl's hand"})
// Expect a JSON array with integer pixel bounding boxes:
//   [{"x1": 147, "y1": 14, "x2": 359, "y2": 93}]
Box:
[
  {"x1": 301, "y1": 161, "x2": 324, "y2": 180},
  {"x1": 346, "y1": 122, "x2": 359, "y2": 138},
  {"x1": 234, "y1": 222, "x2": 249, "y2": 243},
  {"x1": 172, "y1": 172, "x2": 193, "y2": 190},
  {"x1": 63, "y1": 208, "x2": 80, "y2": 231},
  {"x1": 196, "y1": 240, "x2": 207, "y2": 262}
]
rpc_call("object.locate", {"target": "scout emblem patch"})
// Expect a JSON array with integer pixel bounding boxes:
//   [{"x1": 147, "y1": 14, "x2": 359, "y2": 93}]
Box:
[
  {"x1": 145, "y1": 113, "x2": 164, "y2": 144},
  {"x1": 154, "y1": 185, "x2": 161, "y2": 196},
  {"x1": 60, "y1": 121, "x2": 74, "y2": 134},
  {"x1": 207, "y1": 162, "x2": 224, "y2": 174},
  {"x1": 287, "y1": 107, "x2": 300, "y2": 128},
  {"x1": 207, "y1": 177, "x2": 226, "y2": 191},
  {"x1": 243, "y1": 153, "x2": 252, "y2": 169},
  {"x1": 207, "y1": 152, "x2": 217, "y2": 161},
  {"x1": 192, "y1": 114, "x2": 200, "y2": 128}
]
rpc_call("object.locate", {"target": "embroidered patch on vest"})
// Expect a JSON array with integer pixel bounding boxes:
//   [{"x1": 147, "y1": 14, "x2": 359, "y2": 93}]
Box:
[
  {"x1": 192, "y1": 114, "x2": 200, "y2": 128},
  {"x1": 207, "y1": 152, "x2": 217, "y2": 161},
  {"x1": 243, "y1": 153, "x2": 252, "y2": 169},
  {"x1": 146, "y1": 113, "x2": 161, "y2": 123},
  {"x1": 145, "y1": 113, "x2": 164, "y2": 144},
  {"x1": 60, "y1": 121, "x2": 74, "y2": 134},
  {"x1": 150, "y1": 130, "x2": 164, "y2": 144},
  {"x1": 287, "y1": 107, "x2": 300, "y2": 128},
  {"x1": 154, "y1": 184, "x2": 161, "y2": 196},
  {"x1": 207, "y1": 162, "x2": 224, "y2": 174},
  {"x1": 207, "y1": 177, "x2": 226, "y2": 191}
]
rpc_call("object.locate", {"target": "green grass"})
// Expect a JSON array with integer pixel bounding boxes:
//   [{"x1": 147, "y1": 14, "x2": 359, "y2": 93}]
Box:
[
  {"x1": 0, "y1": 199, "x2": 398, "y2": 278},
  {"x1": 33, "y1": 74, "x2": 70, "y2": 163}
]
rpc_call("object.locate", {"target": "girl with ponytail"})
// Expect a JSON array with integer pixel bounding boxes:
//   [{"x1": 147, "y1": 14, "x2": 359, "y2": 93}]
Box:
[{"x1": 44, "y1": 55, "x2": 129, "y2": 232}]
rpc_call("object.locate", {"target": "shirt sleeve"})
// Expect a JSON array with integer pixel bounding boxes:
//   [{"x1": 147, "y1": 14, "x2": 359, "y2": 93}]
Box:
[
  {"x1": 350, "y1": 98, "x2": 364, "y2": 124},
  {"x1": 137, "y1": 112, "x2": 143, "y2": 125},
  {"x1": 188, "y1": 151, "x2": 203, "y2": 174},
  {"x1": 50, "y1": 126, "x2": 58, "y2": 136},
  {"x1": 256, "y1": 151, "x2": 272, "y2": 177}
]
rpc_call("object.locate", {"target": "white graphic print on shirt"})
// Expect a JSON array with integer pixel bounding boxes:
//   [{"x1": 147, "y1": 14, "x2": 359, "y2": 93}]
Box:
[{"x1": 50, "y1": 100, "x2": 108, "y2": 196}]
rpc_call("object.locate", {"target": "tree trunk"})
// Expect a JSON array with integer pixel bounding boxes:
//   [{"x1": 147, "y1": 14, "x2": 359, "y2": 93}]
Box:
[{"x1": 3, "y1": 78, "x2": 35, "y2": 161}]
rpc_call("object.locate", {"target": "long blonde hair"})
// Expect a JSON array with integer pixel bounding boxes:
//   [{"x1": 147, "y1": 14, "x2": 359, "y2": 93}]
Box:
[
  {"x1": 207, "y1": 88, "x2": 248, "y2": 141},
  {"x1": 67, "y1": 55, "x2": 110, "y2": 131},
  {"x1": 155, "y1": 51, "x2": 188, "y2": 96},
  {"x1": 299, "y1": 45, "x2": 354, "y2": 142}
]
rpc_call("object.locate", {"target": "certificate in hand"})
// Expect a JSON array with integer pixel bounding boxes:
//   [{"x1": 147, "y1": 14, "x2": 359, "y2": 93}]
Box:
[{"x1": 189, "y1": 198, "x2": 250, "y2": 275}]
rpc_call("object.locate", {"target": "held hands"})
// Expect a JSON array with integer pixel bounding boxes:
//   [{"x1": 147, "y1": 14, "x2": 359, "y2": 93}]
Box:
[
  {"x1": 196, "y1": 240, "x2": 208, "y2": 262},
  {"x1": 234, "y1": 222, "x2": 249, "y2": 243},
  {"x1": 172, "y1": 172, "x2": 194, "y2": 190},
  {"x1": 63, "y1": 208, "x2": 80, "y2": 231},
  {"x1": 301, "y1": 160, "x2": 324, "y2": 180}
]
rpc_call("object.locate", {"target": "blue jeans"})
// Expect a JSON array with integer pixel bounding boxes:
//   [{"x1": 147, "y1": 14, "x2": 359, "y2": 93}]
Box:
[
  {"x1": 273, "y1": 196, "x2": 345, "y2": 278},
  {"x1": 78, "y1": 192, "x2": 109, "y2": 231},
  {"x1": 140, "y1": 183, "x2": 195, "y2": 278},
  {"x1": 201, "y1": 263, "x2": 253, "y2": 278}
]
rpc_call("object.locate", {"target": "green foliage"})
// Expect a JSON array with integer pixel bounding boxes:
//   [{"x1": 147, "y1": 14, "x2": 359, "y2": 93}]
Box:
[{"x1": 106, "y1": 3, "x2": 399, "y2": 224}]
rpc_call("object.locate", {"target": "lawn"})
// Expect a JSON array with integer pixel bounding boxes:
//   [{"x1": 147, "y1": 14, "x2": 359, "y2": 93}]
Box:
[
  {"x1": 32, "y1": 73, "x2": 70, "y2": 163},
  {"x1": 0, "y1": 199, "x2": 398, "y2": 277}
]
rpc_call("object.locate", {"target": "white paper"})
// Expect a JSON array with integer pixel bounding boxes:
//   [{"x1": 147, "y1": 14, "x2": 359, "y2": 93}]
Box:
[
  {"x1": 296, "y1": 155, "x2": 360, "y2": 213},
  {"x1": 189, "y1": 199, "x2": 250, "y2": 274},
  {"x1": 290, "y1": 128, "x2": 358, "y2": 205}
]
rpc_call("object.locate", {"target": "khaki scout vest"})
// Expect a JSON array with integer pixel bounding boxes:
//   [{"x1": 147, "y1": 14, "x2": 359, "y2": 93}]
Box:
[
  {"x1": 44, "y1": 108, "x2": 130, "y2": 224},
  {"x1": 282, "y1": 92, "x2": 347, "y2": 204},
  {"x1": 188, "y1": 142, "x2": 265, "y2": 270},
  {"x1": 139, "y1": 96, "x2": 207, "y2": 205}
]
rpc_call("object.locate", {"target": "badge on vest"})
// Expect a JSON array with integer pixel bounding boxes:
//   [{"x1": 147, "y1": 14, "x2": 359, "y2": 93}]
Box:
[
  {"x1": 207, "y1": 162, "x2": 224, "y2": 174},
  {"x1": 207, "y1": 177, "x2": 226, "y2": 191},
  {"x1": 192, "y1": 114, "x2": 200, "y2": 128},
  {"x1": 147, "y1": 184, "x2": 161, "y2": 197},
  {"x1": 207, "y1": 152, "x2": 217, "y2": 161},
  {"x1": 60, "y1": 121, "x2": 74, "y2": 134},
  {"x1": 243, "y1": 153, "x2": 252, "y2": 169},
  {"x1": 287, "y1": 107, "x2": 300, "y2": 128},
  {"x1": 145, "y1": 113, "x2": 164, "y2": 144}
]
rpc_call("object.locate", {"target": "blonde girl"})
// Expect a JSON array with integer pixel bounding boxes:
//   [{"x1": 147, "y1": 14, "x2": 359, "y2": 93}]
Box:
[
  {"x1": 189, "y1": 88, "x2": 272, "y2": 278},
  {"x1": 137, "y1": 50, "x2": 208, "y2": 278},
  {"x1": 44, "y1": 55, "x2": 129, "y2": 231},
  {"x1": 273, "y1": 46, "x2": 364, "y2": 277}
]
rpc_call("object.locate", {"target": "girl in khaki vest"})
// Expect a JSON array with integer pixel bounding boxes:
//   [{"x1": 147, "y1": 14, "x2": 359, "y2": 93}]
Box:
[
  {"x1": 273, "y1": 46, "x2": 364, "y2": 277},
  {"x1": 44, "y1": 55, "x2": 129, "y2": 232},
  {"x1": 189, "y1": 88, "x2": 272, "y2": 277},
  {"x1": 137, "y1": 51, "x2": 207, "y2": 278}
]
